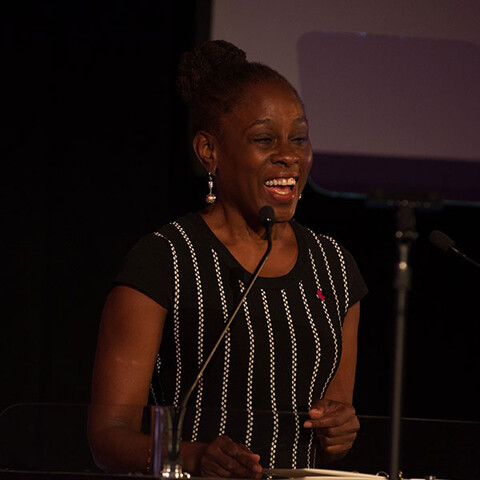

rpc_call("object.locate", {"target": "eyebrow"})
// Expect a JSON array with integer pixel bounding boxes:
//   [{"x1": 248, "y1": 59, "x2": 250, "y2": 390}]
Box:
[{"x1": 246, "y1": 116, "x2": 308, "y2": 130}]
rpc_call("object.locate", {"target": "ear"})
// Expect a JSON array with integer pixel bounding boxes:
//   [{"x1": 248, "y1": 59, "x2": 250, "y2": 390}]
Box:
[{"x1": 193, "y1": 131, "x2": 218, "y2": 174}]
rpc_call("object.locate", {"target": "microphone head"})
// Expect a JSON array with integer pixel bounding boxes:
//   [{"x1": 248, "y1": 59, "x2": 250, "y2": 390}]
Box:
[
  {"x1": 429, "y1": 230, "x2": 454, "y2": 252},
  {"x1": 259, "y1": 205, "x2": 275, "y2": 228}
]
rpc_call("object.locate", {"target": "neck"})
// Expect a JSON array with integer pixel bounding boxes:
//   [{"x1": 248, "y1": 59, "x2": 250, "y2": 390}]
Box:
[
  {"x1": 199, "y1": 202, "x2": 298, "y2": 277},
  {"x1": 199, "y1": 202, "x2": 291, "y2": 244}
]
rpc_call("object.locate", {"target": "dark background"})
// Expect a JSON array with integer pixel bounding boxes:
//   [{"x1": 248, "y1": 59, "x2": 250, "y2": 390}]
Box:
[{"x1": 2, "y1": 0, "x2": 479, "y2": 428}]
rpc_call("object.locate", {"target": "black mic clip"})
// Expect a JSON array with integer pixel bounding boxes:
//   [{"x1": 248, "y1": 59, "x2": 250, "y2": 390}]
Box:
[
  {"x1": 259, "y1": 205, "x2": 275, "y2": 235},
  {"x1": 429, "y1": 230, "x2": 480, "y2": 269}
]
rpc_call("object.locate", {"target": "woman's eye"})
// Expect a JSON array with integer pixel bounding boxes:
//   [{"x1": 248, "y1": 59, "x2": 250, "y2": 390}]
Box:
[
  {"x1": 254, "y1": 137, "x2": 273, "y2": 145},
  {"x1": 292, "y1": 137, "x2": 307, "y2": 145}
]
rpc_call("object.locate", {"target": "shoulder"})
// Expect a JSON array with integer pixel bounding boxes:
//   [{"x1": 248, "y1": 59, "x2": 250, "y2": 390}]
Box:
[
  {"x1": 153, "y1": 212, "x2": 207, "y2": 245},
  {"x1": 117, "y1": 213, "x2": 203, "y2": 279},
  {"x1": 112, "y1": 213, "x2": 203, "y2": 309},
  {"x1": 291, "y1": 219, "x2": 346, "y2": 258},
  {"x1": 292, "y1": 219, "x2": 368, "y2": 305}
]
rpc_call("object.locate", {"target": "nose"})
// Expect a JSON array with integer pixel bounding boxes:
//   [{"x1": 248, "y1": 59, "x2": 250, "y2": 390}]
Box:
[{"x1": 271, "y1": 142, "x2": 299, "y2": 166}]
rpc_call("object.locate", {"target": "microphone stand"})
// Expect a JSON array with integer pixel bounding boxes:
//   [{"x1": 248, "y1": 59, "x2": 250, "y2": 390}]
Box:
[
  {"x1": 367, "y1": 189, "x2": 439, "y2": 480},
  {"x1": 389, "y1": 203, "x2": 418, "y2": 480},
  {"x1": 158, "y1": 211, "x2": 274, "y2": 478}
]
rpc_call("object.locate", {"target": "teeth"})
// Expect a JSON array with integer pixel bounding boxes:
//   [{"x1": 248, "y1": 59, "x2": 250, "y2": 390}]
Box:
[{"x1": 264, "y1": 177, "x2": 296, "y2": 187}]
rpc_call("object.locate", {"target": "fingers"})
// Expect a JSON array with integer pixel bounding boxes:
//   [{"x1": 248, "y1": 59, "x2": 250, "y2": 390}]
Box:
[
  {"x1": 303, "y1": 398, "x2": 357, "y2": 429},
  {"x1": 317, "y1": 432, "x2": 357, "y2": 458},
  {"x1": 303, "y1": 399, "x2": 360, "y2": 462},
  {"x1": 304, "y1": 407, "x2": 357, "y2": 429},
  {"x1": 200, "y1": 435, "x2": 262, "y2": 478}
]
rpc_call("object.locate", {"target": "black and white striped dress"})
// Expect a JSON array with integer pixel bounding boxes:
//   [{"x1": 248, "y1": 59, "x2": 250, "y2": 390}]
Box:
[{"x1": 114, "y1": 212, "x2": 368, "y2": 468}]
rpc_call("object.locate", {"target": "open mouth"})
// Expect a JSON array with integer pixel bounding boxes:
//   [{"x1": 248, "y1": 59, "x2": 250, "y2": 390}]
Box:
[
  {"x1": 264, "y1": 177, "x2": 298, "y2": 200},
  {"x1": 264, "y1": 177, "x2": 297, "y2": 190}
]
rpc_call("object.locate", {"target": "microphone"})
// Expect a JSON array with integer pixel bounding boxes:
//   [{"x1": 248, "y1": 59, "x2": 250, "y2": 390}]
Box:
[
  {"x1": 259, "y1": 205, "x2": 275, "y2": 232},
  {"x1": 160, "y1": 206, "x2": 276, "y2": 478},
  {"x1": 429, "y1": 230, "x2": 480, "y2": 269}
]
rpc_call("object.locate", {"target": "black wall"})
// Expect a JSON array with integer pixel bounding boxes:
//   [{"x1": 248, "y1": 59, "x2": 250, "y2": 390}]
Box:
[
  {"x1": 2, "y1": 0, "x2": 200, "y2": 410},
  {"x1": 2, "y1": 1, "x2": 479, "y2": 426}
]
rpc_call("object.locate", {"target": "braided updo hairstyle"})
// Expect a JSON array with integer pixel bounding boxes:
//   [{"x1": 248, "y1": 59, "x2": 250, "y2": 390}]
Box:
[{"x1": 176, "y1": 40, "x2": 300, "y2": 135}]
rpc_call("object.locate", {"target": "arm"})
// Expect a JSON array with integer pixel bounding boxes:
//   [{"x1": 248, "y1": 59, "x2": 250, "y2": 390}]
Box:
[
  {"x1": 87, "y1": 285, "x2": 168, "y2": 473},
  {"x1": 303, "y1": 301, "x2": 361, "y2": 464},
  {"x1": 88, "y1": 285, "x2": 262, "y2": 477}
]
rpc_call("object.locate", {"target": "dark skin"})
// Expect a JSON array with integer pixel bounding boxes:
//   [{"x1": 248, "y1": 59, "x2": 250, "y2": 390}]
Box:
[{"x1": 88, "y1": 79, "x2": 361, "y2": 477}]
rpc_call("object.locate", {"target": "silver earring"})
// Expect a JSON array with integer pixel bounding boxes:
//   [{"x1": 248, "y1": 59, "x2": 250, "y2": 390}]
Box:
[{"x1": 205, "y1": 173, "x2": 216, "y2": 204}]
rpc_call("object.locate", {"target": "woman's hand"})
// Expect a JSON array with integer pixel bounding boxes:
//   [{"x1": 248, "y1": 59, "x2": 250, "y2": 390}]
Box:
[
  {"x1": 303, "y1": 398, "x2": 359, "y2": 463},
  {"x1": 198, "y1": 435, "x2": 262, "y2": 478}
]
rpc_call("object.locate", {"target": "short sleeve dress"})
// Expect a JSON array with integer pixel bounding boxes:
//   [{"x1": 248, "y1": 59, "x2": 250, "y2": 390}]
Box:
[{"x1": 114, "y1": 212, "x2": 368, "y2": 468}]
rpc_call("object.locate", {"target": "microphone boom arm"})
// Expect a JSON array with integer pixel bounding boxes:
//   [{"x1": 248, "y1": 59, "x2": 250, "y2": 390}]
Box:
[
  {"x1": 181, "y1": 232, "x2": 272, "y2": 413},
  {"x1": 161, "y1": 215, "x2": 274, "y2": 478}
]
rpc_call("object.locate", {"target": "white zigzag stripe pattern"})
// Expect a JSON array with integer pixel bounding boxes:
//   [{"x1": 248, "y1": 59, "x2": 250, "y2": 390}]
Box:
[
  {"x1": 148, "y1": 354, "x2": 161, "y2": 405},
  {"x1": 306, "y1": 241, "x2": 341, "y2": 467},
  {"x1": 153, "y1": 232, "x2": 182, "y2": 407},
  {"x1": 172, "y1": 222, "x2": 204, "y2": 441},
  {"x1": 309, "y1": 231, "x2": 342, "y2": 327},
  {"x1": 149, "y1": 355, "x2": 162, "y2": 405},
  {"x1": 238, "y1": 279, "x2": 255, "y2": 449},
  {"x1": 211, "y1": 248, "x2": 230, "y2": 435},
  {"x1": 308, "y1": 244, "x2": 340, "y2": 400},
  {"x1": 281, "y1": 289, "x2": 300, "y2": 468},
  {"x1": 311, "y1": 235, "x2": 350, "y2": 461},
  {"x1": 321, "y1": 235, "x2": 350, "y2": 316},
  {"x1": 261, "y1": 289, "x2": 279, "y2": 469},
  {"x1": 298, "y1": 279, "x2": 321, "y2": 467}
]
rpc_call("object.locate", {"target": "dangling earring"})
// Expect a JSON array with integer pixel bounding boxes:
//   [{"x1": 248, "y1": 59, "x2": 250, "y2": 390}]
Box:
[{"x1": 205, "y1": 173, "x2": 216, "y2": 204}]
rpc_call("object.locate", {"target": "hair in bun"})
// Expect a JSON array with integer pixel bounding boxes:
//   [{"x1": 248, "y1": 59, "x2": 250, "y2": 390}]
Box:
[
  {"x1": 176, "y1": 40, "x2": 247, "y2": 104},
  {"x1": 176, "y1": 40, "x2": 297, "y2": 134}
]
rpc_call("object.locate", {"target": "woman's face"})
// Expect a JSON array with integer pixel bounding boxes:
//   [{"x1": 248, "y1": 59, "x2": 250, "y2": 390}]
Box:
[{"x1": 213, "y1": 80, "x2": 313, "y2": 225}]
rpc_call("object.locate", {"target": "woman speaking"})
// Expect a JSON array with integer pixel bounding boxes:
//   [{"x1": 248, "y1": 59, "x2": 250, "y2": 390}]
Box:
[{"x1": 88, "y1": 40, "x2": 367, "y2": 478}]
